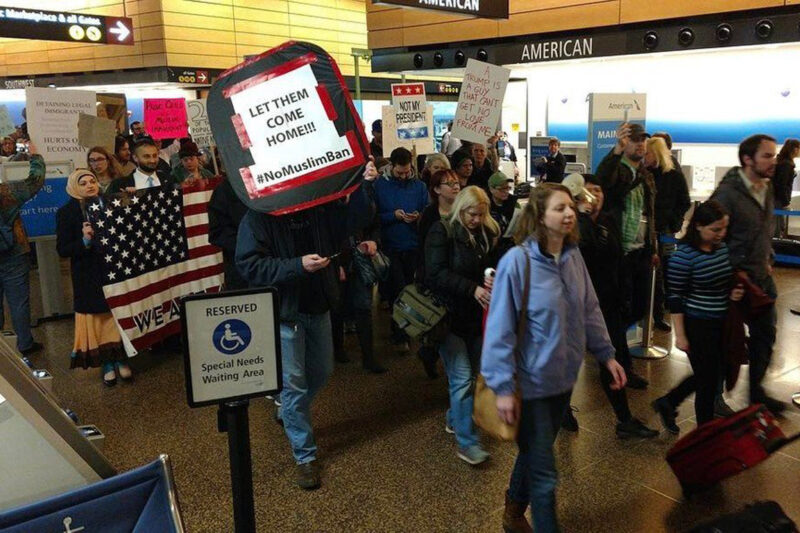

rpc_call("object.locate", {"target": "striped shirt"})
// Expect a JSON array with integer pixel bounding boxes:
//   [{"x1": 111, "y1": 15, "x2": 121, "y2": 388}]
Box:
[{"x1": 667, "y1": 243, "x2": 733, "y2": 319}]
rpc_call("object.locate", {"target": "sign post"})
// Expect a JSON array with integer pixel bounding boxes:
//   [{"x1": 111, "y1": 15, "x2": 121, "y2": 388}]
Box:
[{"x1": 181, "y1": 288, "x2": 282, "y2": 533}]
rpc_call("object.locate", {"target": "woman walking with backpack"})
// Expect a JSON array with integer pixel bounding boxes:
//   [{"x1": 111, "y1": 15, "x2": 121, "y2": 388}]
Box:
[{"x1": 424, "y1": 185, "x2": 498, "y2": 465}]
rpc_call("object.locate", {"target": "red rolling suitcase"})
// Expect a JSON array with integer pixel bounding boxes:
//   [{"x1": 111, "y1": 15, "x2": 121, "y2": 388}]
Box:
[{"x1": 666, "y1": 404, "x2": 800, "y2": 496}]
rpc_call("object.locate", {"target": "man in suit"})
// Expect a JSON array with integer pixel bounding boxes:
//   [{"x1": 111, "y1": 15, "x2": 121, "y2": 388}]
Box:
[
  {"x1": 536, "y1": 137, "x2": 567, "y2": 183},
  {"x1": 107, "y1": 138, "x2": 173, "y2": 193}
]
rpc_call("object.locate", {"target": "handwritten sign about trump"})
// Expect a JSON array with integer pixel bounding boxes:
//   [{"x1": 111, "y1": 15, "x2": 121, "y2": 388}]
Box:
[
  {"x1": 452, "y1": 59, "x2": 510, "y2": 145},
  {"x1": 144, "y1": 98, "x2": 188, "y2": 140}
]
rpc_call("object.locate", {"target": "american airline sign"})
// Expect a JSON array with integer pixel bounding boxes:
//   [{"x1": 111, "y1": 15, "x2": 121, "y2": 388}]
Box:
[{"x1": 373, "y1": 0, "x2": 508, "y2": 19}]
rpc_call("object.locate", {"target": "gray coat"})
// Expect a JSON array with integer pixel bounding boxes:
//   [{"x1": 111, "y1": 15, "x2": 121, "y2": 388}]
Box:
[{"x1": 710, "y1": 167, "x2": 774, "y2": 281}]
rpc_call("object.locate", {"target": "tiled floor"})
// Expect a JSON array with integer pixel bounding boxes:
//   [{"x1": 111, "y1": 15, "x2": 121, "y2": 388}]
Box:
[{"x1": 15, "y1": 263, "x2": 800, "y2": 532}]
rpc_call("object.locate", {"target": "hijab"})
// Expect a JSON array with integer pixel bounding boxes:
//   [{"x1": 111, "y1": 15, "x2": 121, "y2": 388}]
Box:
[{"x1": 66, "y1": 169, "x2": 97, "y2": 200}]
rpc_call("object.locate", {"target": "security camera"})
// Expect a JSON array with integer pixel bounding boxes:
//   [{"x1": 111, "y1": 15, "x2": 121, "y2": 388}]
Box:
[
  {"x1": 454, "y1": 50, "x2": 466, "y2": 66},
  {"x1": 678, "y1": 28, "x2": 695, "y2": 46},
  {"x1": 413, "y1": 53, "x2": 423, "y2": 68},
  {"x1": 477, "y1": 49, "x2": 488, "y2": 61},
  {"x1": 716, "y1": 23, "x2": 733, "y2": 43},
  {"x1": 756, "y1": 19, "x2": 774, "y2": 40},
  {"x1": 643, "y1": 31, "x2": 659, "y2": 49},
  {"x1": 433, "y1": 52, "x2": 444, "y2": 67}
]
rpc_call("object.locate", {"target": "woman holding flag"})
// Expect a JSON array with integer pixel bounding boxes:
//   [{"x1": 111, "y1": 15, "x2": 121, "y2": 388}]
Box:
[{"x1": 56, "y1": 169, "x2": 132, "y2": 386}]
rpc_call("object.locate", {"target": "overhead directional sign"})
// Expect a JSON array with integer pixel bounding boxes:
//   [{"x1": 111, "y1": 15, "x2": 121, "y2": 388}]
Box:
[{"x1": 0, "y1": 7, "x2": 134, "y2": 45}]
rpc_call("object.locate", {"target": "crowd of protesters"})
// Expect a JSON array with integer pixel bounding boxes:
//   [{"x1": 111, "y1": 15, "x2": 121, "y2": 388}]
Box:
[{"x1": 0, "y1": 111, "x2": 794, "y2": 532}]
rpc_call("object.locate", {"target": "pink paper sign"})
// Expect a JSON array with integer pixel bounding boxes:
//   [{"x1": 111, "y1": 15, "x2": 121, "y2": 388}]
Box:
[{"x1": 143, "y1": 98, "x2": 188, "y2": 139}]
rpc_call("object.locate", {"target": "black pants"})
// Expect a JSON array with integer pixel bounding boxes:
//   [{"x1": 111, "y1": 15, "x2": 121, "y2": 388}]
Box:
[
  {"x1": 386, "y1": 249, "x2": 419, "y2": 340},
  {"x1": 748, "y1": 276, "x2": 777, "y2": 403},
  {"x1": 684, "y1": 316, "x2": 724, "y2": 425},
  {"x1": 599, "y1": 303, "x2": 632, "y2": 423},
  {"x1": 621, "y1": 248, "x2": 651, "y2": 327}
]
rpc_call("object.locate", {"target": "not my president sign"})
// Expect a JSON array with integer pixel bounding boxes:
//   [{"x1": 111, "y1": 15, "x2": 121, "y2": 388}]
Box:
[{"x1": 228, "y1": 63, "x2": 357, "y2": 198}]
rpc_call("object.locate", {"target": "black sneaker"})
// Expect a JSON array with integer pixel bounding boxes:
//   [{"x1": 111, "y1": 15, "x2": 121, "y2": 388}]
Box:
[
  {"x1": 296, "y1": 461, "x2": 321, "y2": 490},
  {"x1": 713, "y1": 396, "x2": 736, "y2": 418},
  {"x1": 19, "y1": 342, "x2": 43, "y2": 356},
  {"x1": 626, "y1": 371, "x2": 649, "y2": 390},
  {"x1": 616, "y1": 417, "x2": 659, "y2": 439},
  {"x1": 561, "y1": 406, "x2": 579, "y2": 432},
  {"x1": 652, "y1": 397, "x2": 679, "y2": 434},
  {"x1": 653, "y1": 319, "x2": 672, "y2": 332},
  {"x1": 761, "y1": 396, "x2": 787, "y2": 415}
]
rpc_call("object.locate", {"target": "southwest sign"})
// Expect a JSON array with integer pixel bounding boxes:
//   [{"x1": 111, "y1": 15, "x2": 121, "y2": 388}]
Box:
[
  {"x1": 0, "y1": 7, "x2": 133, "y2": 45},
  {"x1": 373, "y1": 0, "x2": 508, "y2": 19}
]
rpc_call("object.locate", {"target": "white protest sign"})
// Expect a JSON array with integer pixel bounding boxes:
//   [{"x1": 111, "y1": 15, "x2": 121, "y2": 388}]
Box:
[
  {"x1": 452, "y1": 59, "x2": 510, "y2": 145},
  {"x1": 228, "y1": 63, "x2": 353, "y2": 193},
  {"x1": 186, "y1": 99, "x2": 215, "y2": 148},
  {"x1": 391, "y1": 82, "x2": 429, "y2": 141},
  {"x1": 381, "y1": 104, "x2": 435, "y2": 155},
  {"x1": 182, "y1": 290, "x2": 281, "y2": 407},
  {"x1": 25, "y1": 87, "x2": 96, "y2": 168},
  {"x1": 0, "y1": 105, "x2": 16, "y2": 137}
]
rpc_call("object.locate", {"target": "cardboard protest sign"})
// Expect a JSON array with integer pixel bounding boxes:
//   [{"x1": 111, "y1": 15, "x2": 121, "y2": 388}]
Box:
[
  {"x1": 0, "y1": 105, "x2": 15, "y2": 137},
  {"x1": 391, "y1": 83, "x2": 428, "y2": 141},
  {"x1": 381, "y1": 104, "x2": 435, "y2": 155},
  {"x1": 186, "y1": 99, "x2": 214, "y2": 147},
  {"x1": 208, "y1": 41, "x2": 369, "y2": 215},
  {"x1": 25, "y1": 87, "x2": 96, "y2": 168},
  {"x1": 77, "y1": 113, "x2": 116, "y2": 153},
  {"x1": 143, "y1": 98, "x2": 188, "y2": 140},
  {"x1": 452, "y1": 59, "x2": 510, "y2": 145}
]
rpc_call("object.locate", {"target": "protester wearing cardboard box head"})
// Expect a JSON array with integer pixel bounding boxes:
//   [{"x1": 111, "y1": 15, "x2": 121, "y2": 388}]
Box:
[
  {"x1": 370, "y1": 119, "x2": 384, "y2": 158},
  {"x1": 107, "y1": 137, "x2": 174, "y2": 194},
  {"x1": 0, "y1": 141, "x2": 45, "y2": 356},
  {"x1": 57, "y1": 169, "x2": 131, "y2": 386},
  {"x1": 236, "y1": 179, "x2": 352, "y2": 491},
  {"x1": 425, "y1": 185, "x2": 498, "y2": 466},
  {"x1": 595, "y1": 122, "x2": 658, "y2": 390},
  {"x1": 482, "y1": 183, "x2": 626, "y2": 533},
  {"x1": 710, "y1": 134, "x2": 785, "y2": 414},
  {"x1": 374, "y1": 147, "x2": 429, "y2": 349},
  {"x1": 171, "y1": 141, "x2": 214, "y2": 185},
  {"x1": 87, "y1": 146, "x2": 124, "y2": 194},
  {"x1": 535, "y1": 137, "x2": 567, "y2": 183}
]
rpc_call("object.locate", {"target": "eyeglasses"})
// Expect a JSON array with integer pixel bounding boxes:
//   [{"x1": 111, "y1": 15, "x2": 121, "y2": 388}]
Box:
[
  {"x1": 441, "y1": 181, "x2": 461, "y2": 188},
  {"x1": 88, "y1": 157, "x2": 107, "y2": 163}
]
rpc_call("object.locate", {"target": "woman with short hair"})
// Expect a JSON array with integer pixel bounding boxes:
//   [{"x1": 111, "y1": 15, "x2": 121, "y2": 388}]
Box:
[
  {"x1": 56, "y1": 169, "x2": 131, "y2": 386},
  {"x1": 425, "y1": 185, "x2": 498, "y2": 465},
  {"x1": 482, "y1": 183, "x2": 626, "y2": 533}
]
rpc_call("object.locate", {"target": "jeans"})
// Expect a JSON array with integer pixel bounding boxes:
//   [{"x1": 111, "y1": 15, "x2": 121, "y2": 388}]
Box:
[
  {"x1": 748, "y1": 276, "x2": 778, "y2": 403},
  {"x1": 0, "y1": 253, "x2": 33, "y2": 351},
  {"x1": 439, "y1": 332, "x2": 480, "y2": 449},
  {"x1": 508, "y1": 390, "x2": 572, "y2": 533},
  {"x1": 278, "y1": 312, "x2": 334, "y2": 464}
]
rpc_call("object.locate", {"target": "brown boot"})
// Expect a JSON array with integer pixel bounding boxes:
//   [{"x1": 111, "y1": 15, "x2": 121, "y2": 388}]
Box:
[{"x1": 502, "y1": 493, "x2": 532, "y2": 533}]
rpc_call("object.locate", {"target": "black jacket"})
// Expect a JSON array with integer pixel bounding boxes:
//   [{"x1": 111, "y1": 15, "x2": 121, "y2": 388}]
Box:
[
  {"x1": 536, "y1": 151, "x2": 566, "y2": 183},
  {"x1": 424, "y1": 220, "x2": 496, "y2": 338},
  {"x1": 578, "y1": 212, "x2": 623, "y2": 308},
  {"x1": 56, "y1": 198, "x2": 110, "y2": 314},
  {"x1": 652, "y1": 165, "x2": 691, "y2": 234},
  {"x1": 468, "y1": 159, "x2": 494, "y2": 191},
  {"x1": 595, "y1": 150, "x2": 657, "y2": 253},
  {"x1": 208, "y1": 179, "x2": 249, "y2": 290},
  {"x1": 107, "y1": 169, "x2": 175, "y2": 194},
  {"x1": 235, "y1": 204, "x2": 347, "y2": 321},
  {"x1": 489, "y1": 196, "x2": 520, "y2": 259},
  {"x1": 773, "y1": 160, "x2": 795, "y2": 208}
]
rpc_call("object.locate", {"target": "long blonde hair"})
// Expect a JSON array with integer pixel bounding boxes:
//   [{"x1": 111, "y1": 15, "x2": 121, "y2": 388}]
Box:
[
  {"x1": 646, "y1": 137, "x2": 675, "y2": 172},
  {"x1": 448, "y1": 186, "x2": 499, "y2": 250},
  {"x1": 513, "y1": 183, "x2": 579, "y2": 248}
]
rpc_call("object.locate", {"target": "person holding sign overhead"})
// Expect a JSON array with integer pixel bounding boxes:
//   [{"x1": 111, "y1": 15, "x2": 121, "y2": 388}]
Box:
[{"x1": 57, "y1": 169, "x2": 130, "y2": 386}]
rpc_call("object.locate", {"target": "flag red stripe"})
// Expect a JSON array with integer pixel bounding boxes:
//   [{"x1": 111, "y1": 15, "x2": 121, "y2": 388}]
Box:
[
  {"x1": 186, "y1": 224, "x2": 210, "y2": 239},
  {"x1": 118, "y1": 285, "x2": 223, "y2": 333},
  {"x1": 183, "y1": 203, "x2": 209, "y2": 217},
  {"x1": 189, "y1": 244, "x2": 221, "y2": 259},
  {"x1": 108, "y1": 263, "x2": 224, "y2": 310}
]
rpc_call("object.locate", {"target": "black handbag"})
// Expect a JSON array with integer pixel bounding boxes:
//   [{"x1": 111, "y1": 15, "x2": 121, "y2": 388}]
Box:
[{"x1": 352, "y1": 247, "x2": 390, "y2": 286}]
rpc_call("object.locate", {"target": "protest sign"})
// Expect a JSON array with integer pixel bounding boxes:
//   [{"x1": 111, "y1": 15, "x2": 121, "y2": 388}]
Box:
[
  {"x1": 77, "y1": 113, "x2": 116, "y2": 153},
  {"x1": 25, "y1": 87, "x2": 96, "y2": 168},
  {"x1": 391, "y1": 83, "x2": 428, "y2": 141},
  {"x1": 143, "y1": 98, "x2": 188, "y2": 140},
  {"x1": 208, "y1": 41, "x2": 369, "y2": 214},
  {"x1": 452, "y1": 59, "x2": 510, "y2": 145},
  {"x1": 382, "y1": 104, "x2": 435, "y2": 155},
  {"x1": 186, "y1": 99, "x2": 215, "y2": 148},
  {"x1": 0, "y1": 105, "x2": 15, "y2": 136}
]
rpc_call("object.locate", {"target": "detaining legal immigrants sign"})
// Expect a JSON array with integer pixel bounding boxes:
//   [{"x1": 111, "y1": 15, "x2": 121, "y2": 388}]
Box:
[{"x1": 208, "y1": 41, "x2": 370, "y2": 215}]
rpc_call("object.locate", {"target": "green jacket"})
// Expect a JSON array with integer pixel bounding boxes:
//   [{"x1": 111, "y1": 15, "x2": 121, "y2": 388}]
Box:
[{"x1": 0, "y1": 154, "x2": 45, "y2": 256}]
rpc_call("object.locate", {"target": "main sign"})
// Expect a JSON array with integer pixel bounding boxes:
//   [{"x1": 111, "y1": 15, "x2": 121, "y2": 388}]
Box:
[
  {"x1": 0, "y1": 7, "x2": 133, "y2": 45},
  {"x1": 373, "y1": 0, "x2": 508, "y2": 19},
  {"x1": 182, "y1": 289, "x2": 281, "y2": 408}
]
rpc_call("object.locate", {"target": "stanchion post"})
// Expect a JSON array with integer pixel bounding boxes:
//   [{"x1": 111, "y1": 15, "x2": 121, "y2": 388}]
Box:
[
  {"x1": 218, "y1": 399, "x2": 256, "y2": 533},
  {"x1": 630, "y1": 265, "x2": 669, "y2": 360}
]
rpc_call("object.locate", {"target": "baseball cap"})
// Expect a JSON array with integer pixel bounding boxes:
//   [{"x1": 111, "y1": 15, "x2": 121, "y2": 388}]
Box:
[
  {"x1": 627, "y1": 123, "x2": 650, "y2": 142},
  {"x1": 372, "y1": 119, "x2": 382, "y2": 133},
  {"x1": 488, "y1": 171, "x2": 513, "y2": 189}
]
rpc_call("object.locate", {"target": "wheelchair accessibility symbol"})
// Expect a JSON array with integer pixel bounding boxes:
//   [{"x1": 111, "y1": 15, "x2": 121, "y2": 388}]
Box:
[{"x1": 212, "y1": 319, "x2": 252, "y2": 355}]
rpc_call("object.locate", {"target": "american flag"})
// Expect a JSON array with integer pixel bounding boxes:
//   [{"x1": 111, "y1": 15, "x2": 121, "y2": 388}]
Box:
[{"x1": 87, "y1": 179, "x2": 224, "y2": 354}]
